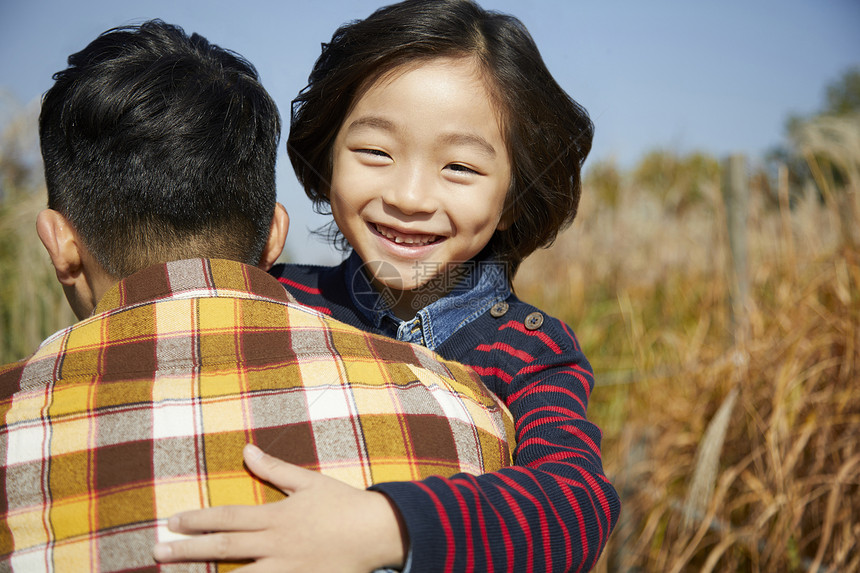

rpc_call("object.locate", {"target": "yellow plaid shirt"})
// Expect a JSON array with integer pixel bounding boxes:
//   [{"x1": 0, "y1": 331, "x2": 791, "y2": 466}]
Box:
[{"x1": 0, "y1": 259, "x2": 514, "y2": 571}]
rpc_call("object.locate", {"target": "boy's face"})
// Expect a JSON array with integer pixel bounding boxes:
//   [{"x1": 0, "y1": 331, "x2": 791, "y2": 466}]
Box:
[{"x1": 329, "y1": 57, "x2": 511, "y2": 308}]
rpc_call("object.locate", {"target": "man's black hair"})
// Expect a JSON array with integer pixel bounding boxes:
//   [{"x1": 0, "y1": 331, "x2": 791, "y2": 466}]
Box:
[{"x1": 40, "y1": 20, "x2": 281, "y2": 277}]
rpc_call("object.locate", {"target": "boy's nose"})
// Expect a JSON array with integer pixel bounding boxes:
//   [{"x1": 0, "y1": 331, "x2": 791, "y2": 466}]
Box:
[{"x1": 382, "y1": 170, "x2": 436, "y2": 215}]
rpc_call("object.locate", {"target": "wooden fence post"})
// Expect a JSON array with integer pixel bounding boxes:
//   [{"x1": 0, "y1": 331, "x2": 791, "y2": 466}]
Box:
[
  {"x1": 722, "y1": 154, "x2": 749, "y2": 346},
  {"x1": 681, "y1": 155, "x2": 750, "y2": 533},
  {"x1": 777, "y1": 163, "x2": 795, "y2": 270}
]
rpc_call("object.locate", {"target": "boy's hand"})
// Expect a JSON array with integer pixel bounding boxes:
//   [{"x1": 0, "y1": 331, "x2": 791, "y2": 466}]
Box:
[{"x1": 152, "y1": 443, "x2": 408, "y2": 572}]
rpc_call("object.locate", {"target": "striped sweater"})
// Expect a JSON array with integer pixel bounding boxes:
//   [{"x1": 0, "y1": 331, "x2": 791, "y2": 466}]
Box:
[{"x1": 270, "y1": 261, "x2": 621, "y2": 572}]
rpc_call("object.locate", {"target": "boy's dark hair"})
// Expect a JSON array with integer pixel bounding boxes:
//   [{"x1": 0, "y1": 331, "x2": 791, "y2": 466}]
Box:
[
  {"x1": 288, "y1": 0, "x2": 592, "y2": 277},
  {"x1": 40, "y1": 20, "x2": 281, "y2": 278}
]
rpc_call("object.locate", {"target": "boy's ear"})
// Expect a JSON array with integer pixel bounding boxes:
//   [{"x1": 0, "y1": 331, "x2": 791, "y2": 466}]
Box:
[
  {"x1": 496, "y1": 207, "x2": 513, "y2": 232},
  {"x1": 257, "y1": 202, "x2": 290, "y2": 271},
  {"x1": 495, "y1": 191, "x2": 515, "y2": 231},
  {"x1": 36, "y1": 209, "x2": 83, "y2": 286}
]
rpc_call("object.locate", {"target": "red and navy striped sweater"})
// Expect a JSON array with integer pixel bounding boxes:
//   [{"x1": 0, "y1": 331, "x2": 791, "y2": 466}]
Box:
[{"x1": 270, "y1": 261, "x2": 620, "y2": 572}]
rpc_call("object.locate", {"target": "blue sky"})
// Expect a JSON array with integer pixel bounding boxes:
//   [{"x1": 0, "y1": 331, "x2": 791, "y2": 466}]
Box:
[{"x1": 1, "y1": 0, "x2": 858, "y2": 264}]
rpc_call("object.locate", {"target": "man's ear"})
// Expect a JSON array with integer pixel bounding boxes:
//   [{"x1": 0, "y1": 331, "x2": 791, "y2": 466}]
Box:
[
  {"x1": 36, "y1": 209, "x2": 83, "y2": 285},
  {"x1": 37, "y1": 208, "x2": 106, "y2": 320},
  {"x1": 257, "y1": 202, "x2": 290, "y2": 271}
]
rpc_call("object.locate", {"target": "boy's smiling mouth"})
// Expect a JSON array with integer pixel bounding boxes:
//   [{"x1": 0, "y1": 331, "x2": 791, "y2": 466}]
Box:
[{"x1": 374, "y1": 223, "x2": 441, "y2": 246}]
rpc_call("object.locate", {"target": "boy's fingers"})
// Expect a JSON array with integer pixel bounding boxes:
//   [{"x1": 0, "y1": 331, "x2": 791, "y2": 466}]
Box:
[
  {"x1": 153, "y1": 530, "x2": 267, "y2": 562},
  {"x1": 243, "y1": 444, "x2": 316, "y2": 492},
  {"x1": 168, "y1": 505, "x2": 266, "y2": 534}
]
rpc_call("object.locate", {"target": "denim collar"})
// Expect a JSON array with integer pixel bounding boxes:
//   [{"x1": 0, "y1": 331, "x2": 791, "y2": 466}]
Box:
[{"x1": 344, "y1": 250, "x2": 510, "y2": 350}]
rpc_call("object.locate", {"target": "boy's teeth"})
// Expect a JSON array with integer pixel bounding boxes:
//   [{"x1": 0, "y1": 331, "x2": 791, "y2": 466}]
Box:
[{"x1": 376, "y1": 224, "x2": 437, "y2": 246}]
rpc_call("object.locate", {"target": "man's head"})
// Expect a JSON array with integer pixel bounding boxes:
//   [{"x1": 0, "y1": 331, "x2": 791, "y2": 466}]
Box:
[{"x1": 37, "y1": 20, "x2": 287, "y2": 317}]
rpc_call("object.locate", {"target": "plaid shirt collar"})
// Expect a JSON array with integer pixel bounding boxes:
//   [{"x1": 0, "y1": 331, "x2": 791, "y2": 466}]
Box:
[{"x1": 92, "y1": 258, "x2": 296, "y2": 315}]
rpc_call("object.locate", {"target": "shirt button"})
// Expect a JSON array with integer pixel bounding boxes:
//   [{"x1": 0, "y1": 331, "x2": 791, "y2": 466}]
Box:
[
  {"x1": 489, "y1": 301, "x2": 509, "y2": 317},
  {"x1": 524, "y1": 311, "x2": 544, "y2": 330}
]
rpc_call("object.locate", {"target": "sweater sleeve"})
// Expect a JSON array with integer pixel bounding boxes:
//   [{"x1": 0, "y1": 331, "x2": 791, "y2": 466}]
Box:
[{"x1": 370, "y1": 317, "x2": 621, "y2": 572}]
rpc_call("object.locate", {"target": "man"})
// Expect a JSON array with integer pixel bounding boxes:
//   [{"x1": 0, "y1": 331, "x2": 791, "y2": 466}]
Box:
[{"x1": 0, "y1": 21, "x2": 513, "y2": 571}]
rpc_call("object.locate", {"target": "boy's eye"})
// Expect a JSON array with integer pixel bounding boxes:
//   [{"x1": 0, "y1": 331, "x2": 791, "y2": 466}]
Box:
[
  {"x1": 445, "y1": 163, "x2": 479, "y2": 175},
  {"x1": 356, "y1": 148, "x2": 391, "y2": 159},
  {"x1": 353, "y1": 148, "x2": 393, "y2": 165}
]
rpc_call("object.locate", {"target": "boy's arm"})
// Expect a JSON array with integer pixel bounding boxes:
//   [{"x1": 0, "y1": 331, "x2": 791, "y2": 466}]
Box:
[
  {"x1": 155, "y1": 352, "x2": 620, "y2": 572},
  {"x1": 153, "y1": 444, "x2": 408, "y2": 572},
  {"x1": 371, "y1": 349, "x2": 620, "y2": 572}
]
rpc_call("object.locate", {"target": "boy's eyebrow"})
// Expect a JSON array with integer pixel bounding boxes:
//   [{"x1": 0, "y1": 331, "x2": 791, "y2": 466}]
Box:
[
  {"x1": 438, "y1": 132, "x2": 497, "y2": 159},
  {"x1": 345, "y1": 116, "x2": 397, "y2": 134}
]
